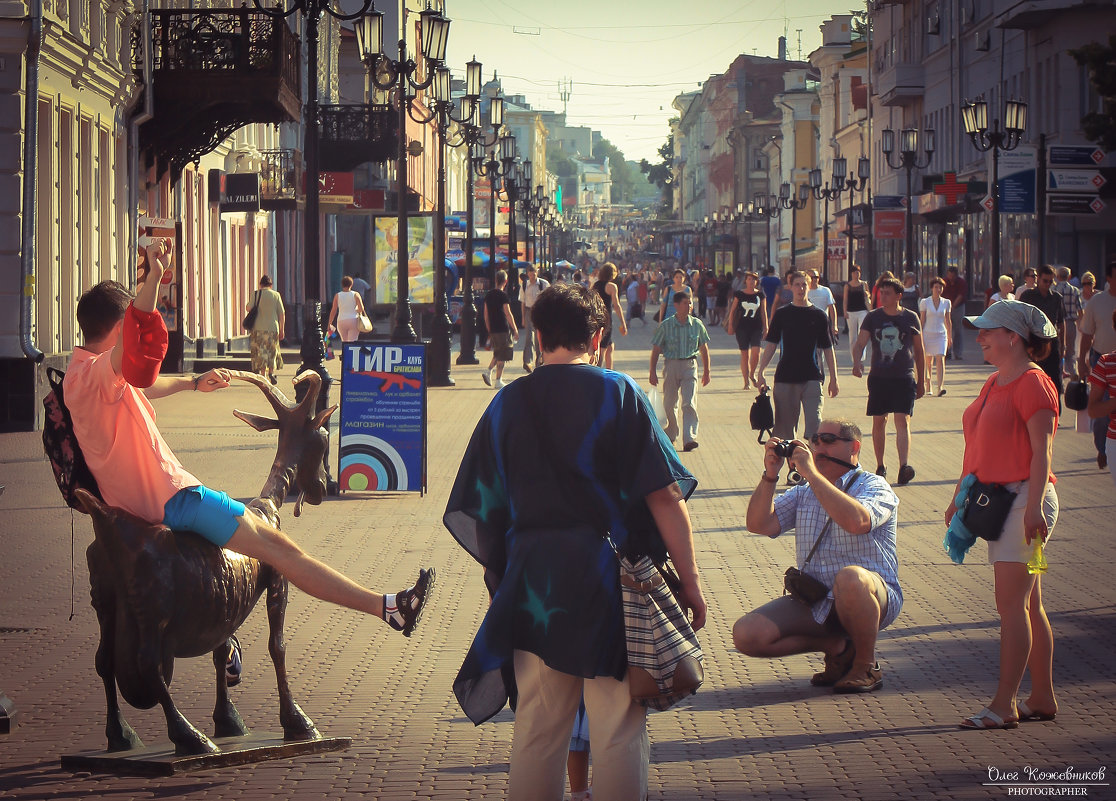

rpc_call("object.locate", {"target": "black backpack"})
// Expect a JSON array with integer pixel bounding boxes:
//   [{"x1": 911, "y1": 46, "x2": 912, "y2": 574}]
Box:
[
  {"x1": 749, "y1": 386, "x2": 774, "y2": 444},
  {"x1": 42, "y1": 367, "x2": 102, "y2": 510}
]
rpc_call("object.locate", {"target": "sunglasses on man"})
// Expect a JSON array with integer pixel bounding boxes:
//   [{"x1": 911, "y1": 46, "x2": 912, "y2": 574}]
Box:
[{"x1": 810, "y1": 432, "x2": 854, "y2": 445}]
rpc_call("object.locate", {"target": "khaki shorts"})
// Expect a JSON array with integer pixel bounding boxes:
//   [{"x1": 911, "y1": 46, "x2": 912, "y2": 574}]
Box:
[{"x1": 490, "y1": 332, "x2": 514, "y2": 361}]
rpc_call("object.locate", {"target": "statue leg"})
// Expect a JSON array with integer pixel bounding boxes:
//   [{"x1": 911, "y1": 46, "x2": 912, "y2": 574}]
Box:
[
  {"x1": 266, "y1": 570, "x2": 319, "y2": 741},
  {"x1": 135, "y1": 639, "x2": 219, "y2": 756},
  {"x1": 211, "y1": 638, "x2": 250, "y2": 738},
  {"x1": 90, "y1": 586, "x2": 143, "y2": 752}
]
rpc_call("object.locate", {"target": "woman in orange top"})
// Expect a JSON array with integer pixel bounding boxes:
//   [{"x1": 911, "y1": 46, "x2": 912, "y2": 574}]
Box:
[{"x1": 946, "y1": 301, "x2": 1060, "y2": 730}]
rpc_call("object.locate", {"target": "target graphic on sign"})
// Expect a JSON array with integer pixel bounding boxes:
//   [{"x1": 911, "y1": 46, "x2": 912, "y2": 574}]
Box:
[{"x1": 339, "y1": 434, "x2": 410, "y2": 492}]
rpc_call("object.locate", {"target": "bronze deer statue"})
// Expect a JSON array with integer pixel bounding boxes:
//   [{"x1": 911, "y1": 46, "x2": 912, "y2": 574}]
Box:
[{"x1": 74, "y1": 369, "x2": 337, "y2": 756}]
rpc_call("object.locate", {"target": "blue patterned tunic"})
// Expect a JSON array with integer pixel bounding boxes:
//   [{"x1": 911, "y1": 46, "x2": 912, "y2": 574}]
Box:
[{"x1": 444, "y1": 363, "x2": 695, "y2": 725}]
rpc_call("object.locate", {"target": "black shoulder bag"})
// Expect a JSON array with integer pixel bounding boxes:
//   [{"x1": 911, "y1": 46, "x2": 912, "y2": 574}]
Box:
[
  {"x1": 784, "y1": 470, "x2": 863, "y2": 605},
  {"x1": 961, "y1": 381, "x2": 1017, "y2": 541},
  {"x1": 242, "y1": 290, "x2": 261, "y2": 331}
]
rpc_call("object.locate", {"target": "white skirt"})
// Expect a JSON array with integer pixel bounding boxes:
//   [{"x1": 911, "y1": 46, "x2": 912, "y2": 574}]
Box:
[
  {"x1": 923, "y1": 330, "x2": 948, "y2": 357},
  {"x1": 987, "y1": 480, "x2": 1058, "y2": 564}
]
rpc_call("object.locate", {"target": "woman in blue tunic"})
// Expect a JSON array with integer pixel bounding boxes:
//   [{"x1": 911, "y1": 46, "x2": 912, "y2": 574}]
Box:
[{"x1": 444, "y1": 283, "x2": 706, "y2": 801}]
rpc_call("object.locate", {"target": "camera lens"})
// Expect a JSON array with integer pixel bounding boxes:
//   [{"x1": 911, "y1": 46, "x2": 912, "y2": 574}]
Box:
[{"x1": 774, "y1": 440, "x2": 798, "y2": 459}]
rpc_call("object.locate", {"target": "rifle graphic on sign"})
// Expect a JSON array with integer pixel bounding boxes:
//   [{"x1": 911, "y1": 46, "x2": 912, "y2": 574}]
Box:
[{"x1": 355, "y1": 370, "x2": 422, "y2": 393}]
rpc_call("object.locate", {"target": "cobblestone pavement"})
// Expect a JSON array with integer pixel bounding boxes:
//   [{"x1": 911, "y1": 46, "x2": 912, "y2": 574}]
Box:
[{"x1": 1, "y1": 319, "x2": 1114, "y2": 800}]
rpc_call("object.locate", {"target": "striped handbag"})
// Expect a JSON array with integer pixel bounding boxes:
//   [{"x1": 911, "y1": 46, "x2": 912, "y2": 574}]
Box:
[{"x1": 609, "y1": 537, "x2": 704, "y2": 711}]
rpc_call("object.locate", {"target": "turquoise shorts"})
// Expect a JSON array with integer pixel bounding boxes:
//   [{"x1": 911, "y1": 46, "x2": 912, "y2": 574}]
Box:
[{"x1": 162, "y1": 485, "x2": 246, "y2": 547}]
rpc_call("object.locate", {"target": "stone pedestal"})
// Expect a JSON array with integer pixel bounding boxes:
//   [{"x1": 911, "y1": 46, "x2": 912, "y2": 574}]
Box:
[{"x1": 61, "y1": 732, "x2": 350, "y2": 777}]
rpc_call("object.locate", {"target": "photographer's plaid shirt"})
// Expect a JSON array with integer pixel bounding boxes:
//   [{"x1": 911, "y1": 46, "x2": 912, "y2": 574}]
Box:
[{"x1": 773, "y1": 469, "x2": 904, "y2": 629}]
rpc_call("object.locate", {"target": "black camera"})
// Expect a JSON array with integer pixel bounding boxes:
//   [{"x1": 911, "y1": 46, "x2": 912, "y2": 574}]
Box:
[{"x1": 773, "y1": 440, "x2": 799, "y2": 459}]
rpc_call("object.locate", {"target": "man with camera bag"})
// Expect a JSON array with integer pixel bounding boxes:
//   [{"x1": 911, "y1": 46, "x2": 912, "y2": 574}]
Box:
[{"x1": 732, "y1": 419, "x2": 902, "y2": 693}]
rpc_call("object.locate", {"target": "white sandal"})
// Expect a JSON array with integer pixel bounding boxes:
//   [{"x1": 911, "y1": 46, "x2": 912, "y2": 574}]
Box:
[{"x1": 960, "y1": 706, "x2": 1019, "y2": 730}]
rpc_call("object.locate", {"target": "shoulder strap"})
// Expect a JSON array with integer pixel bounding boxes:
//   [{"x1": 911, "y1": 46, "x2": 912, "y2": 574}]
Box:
[{"x1": 801, "y1": 470, "x2": 864, "y2": 568}]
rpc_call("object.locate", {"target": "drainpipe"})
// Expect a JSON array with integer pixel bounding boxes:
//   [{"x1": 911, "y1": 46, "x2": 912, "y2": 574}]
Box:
[
  {"x1": 128, "y1": 0, "x2": 154, "y2": 290},
  {"x1": 19, "y1": 0, "x2": 44, "y2": 362}
]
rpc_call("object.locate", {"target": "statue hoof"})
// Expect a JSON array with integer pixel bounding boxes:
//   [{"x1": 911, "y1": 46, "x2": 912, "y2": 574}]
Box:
[
  {"x1": 281, "y1": 702, "x2": 320, "y2": 742},
  {"x1": 171, "y1": 726, "x2": 220, "y2": 756},
  {"x1": 106, "y1": 714, "x2": 144, "y2": 752},
  {"x1": 214, "y1": 708, "x2": 251, "y2": 739}
]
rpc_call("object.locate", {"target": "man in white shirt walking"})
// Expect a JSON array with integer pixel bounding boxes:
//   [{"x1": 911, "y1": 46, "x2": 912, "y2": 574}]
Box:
[{"x1": 521, "y1": 265, "x2": 549, "y2": 372}]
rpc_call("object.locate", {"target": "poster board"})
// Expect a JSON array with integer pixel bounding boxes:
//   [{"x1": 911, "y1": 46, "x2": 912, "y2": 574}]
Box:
[
  {"x1": 137, "y1": 215, "x2": 178, "y2": 332},
  {"x1": 337, "y1": 342, "x2": 427, "y2": 494},
  {"x1": 373, "y1": 214, "x2": 435, "y2": 305}
]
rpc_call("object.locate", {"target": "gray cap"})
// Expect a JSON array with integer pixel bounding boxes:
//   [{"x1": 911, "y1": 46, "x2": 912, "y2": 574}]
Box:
[{"x1": 964, "y1": 299, "x2": 1057, "y2": 339}]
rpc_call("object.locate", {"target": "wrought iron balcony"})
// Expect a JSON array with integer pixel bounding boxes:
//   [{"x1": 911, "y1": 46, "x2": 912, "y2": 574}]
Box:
[
  {"x1": 133, "y1": 9, "x2": 301, "y2": 176},
  {"x1": 259, "y1": 148, "x2": 303, "y2": 210},
  {"x1": 318, "y1": 104, "x2": 397, "y2": 171}
]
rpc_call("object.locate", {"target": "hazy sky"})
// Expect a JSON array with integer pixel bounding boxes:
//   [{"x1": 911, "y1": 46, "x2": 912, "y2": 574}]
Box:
[{"x1": 440, "y1": 0, "x2": 847, "y2": 164}]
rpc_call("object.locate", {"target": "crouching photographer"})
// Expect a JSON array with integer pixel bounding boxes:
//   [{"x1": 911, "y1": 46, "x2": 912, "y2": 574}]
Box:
[{"x1": 732, "y1": 419, "x2": 903, "y2": 693}]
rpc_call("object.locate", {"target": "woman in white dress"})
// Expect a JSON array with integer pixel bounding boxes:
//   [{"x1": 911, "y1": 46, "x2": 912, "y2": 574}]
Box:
[{"x1": 919, "y1": 276, "x2": 952, "y2": 396}]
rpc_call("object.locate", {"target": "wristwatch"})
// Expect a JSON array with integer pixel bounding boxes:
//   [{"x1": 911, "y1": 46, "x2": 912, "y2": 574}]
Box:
[{"x1": 760, "y1": 471, "x2": 778, "y2": 483}]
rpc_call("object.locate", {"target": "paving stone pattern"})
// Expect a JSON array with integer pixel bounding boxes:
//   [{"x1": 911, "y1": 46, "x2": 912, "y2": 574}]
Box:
[{"x1": 0, "y1": 319, "x2": 1113, "y2": 800}]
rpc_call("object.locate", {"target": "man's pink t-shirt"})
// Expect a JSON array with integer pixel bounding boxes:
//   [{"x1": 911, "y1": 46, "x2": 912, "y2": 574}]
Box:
[{"x1": 64, "y1": 348, "x2": 200, "y2": 524}]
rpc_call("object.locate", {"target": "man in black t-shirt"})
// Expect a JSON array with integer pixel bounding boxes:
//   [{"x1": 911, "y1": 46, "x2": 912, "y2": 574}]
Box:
[
  {"x1": 1018, "y1": 264, "x2": 1066, "y2": 406},
  {"x1": 483, "y1": 269, "x2": 519, "y2": 389},
  {"x1": 758, "y1": 272, "x2": 839, "y2": 465},
  {"x1": 851, "y1": 277, "x2": 925, "y2": 485}
]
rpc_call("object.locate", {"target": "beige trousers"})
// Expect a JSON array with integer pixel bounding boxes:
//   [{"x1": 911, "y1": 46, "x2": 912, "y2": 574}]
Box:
[{"x1": 507, "y1": 650, "x2": 649, "y2": 801}]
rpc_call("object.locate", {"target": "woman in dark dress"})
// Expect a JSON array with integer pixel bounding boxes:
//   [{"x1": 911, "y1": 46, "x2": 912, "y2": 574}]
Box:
[
  {"x1": 725, "y1": 271, "x2": 767, "y2": 388},
  {"x1": 843, "y1": 265, "x2": 871, "y2": 363},
  {"x1": 444, "y1": 284, "x2": 706, "y2": 801},
  {"x1": 592, "y1": 262, "x2": 628, "y2": 369}
]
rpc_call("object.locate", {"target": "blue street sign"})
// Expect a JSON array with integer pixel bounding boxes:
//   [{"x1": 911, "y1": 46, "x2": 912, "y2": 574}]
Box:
[
  {"x1": 1048, "y1": 146, "x2": 1106, "y2": 167},
  {"x1": 873, "y1": 195, "x2": 905, "y2": 209}
]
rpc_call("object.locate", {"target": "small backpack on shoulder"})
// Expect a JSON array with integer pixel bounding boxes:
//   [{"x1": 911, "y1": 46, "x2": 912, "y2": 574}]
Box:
[
  {"x1": 42, "y1": 366, "x2": 102, "y2": 511},
  {"x1": 749, "y1": 386, "x2": 774, "y2": 444}
]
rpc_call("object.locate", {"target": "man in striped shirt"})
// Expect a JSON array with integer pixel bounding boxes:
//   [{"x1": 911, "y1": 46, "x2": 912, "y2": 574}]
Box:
[
  {"x1": 1052, "y1": 266, "x2": 1083, "y2": 377},
  {"x1": 649, "y1": 293, "x2": 711, "y2": 451}
]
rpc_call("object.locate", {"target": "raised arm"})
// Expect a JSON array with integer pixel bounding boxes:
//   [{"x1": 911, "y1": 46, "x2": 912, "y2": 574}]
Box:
[{"x1": 646, "y1": 483, "x2": 706, "y2": 630}]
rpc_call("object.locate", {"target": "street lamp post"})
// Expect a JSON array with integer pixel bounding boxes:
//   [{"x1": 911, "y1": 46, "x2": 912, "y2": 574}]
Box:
[
  {"x1": 379, "y1": 62, "x2": 478, "y2": 385},
  {"x1": 809, "y1": 166, "x2": 843, "y2": 281},
  {"x1": 474, "y1": 131, "x2": 515, "y2": 302},
  {"x1": 777, "y1": 182, "x2": 809, "y2": 268},
  {"x1": 881, "y1": 127, "x2": 935, "y2": 276},
  {"x1": 832, "y1": 156, "x2": 870, "y2": 280},
  {"x1": 961, "y1": 98, "x2": 1027, "y2": 278},
  {"x1": 452, "y1": 92, "x2": 503, "y2": 365},
  {"x1": 252, "y1": 0, "x2": 375, "y2": 317},
  {"x1": 357, "y1": 3, "x2": 451, "y2": 343},
  {"x1": 755, "y1": 193, "x2": 779, "y2": 270}
]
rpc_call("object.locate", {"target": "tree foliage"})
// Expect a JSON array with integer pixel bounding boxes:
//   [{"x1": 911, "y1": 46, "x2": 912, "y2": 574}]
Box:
[
  {"x1": 1071, "y1": 35, "x2": 1116, "y2": 152},
  {"x1": 639, "y1": 130, "x2": 675, "y2": 216},
  {"x1": 850, "y1": 7, "x2": 870, "y2": 41},
  {"x1": 594, "y1": 136, "x2": 642, "y2": 203}
]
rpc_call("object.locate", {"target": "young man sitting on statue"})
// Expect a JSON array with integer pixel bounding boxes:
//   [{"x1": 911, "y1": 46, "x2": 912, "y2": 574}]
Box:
[{"x1": 65, "y1": 238, "x2": 433, "y2": 637}]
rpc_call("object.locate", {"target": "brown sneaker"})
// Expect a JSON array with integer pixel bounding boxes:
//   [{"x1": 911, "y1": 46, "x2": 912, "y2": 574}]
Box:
[
  {"x1": 810, "y1": 640, "x2": 856, "y2": 687},
  {"x1": 834, "y1": 662, "x2": 883, "y2": 694}
]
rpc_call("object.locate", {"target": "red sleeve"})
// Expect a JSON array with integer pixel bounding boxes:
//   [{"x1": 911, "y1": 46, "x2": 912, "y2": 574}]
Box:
[
  {"x1": 121, "y1": 303, "x2": 168, "y2": 388},
  {"x1": 1015, "y1": 369, "x2": 1059, "y2": 423}
]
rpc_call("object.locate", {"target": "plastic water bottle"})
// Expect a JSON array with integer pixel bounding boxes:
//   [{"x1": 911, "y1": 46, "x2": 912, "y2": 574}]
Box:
[{"x1": 1026, "y1": 540, "x2": 1048, "y2": 575}]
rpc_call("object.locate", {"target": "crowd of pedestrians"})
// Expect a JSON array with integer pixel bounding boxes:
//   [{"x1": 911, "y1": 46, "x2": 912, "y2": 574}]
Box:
[{"x1": 62, "y1": 235, "x2": 1116, "y2": 801}]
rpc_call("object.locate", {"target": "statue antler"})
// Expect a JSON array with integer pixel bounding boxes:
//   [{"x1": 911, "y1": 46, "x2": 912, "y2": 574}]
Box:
[
  {"x1": 292, "y1": 370, "x2": 323, "y2": 417},
  {"x1": 229, "y1": 370, "x2": 295, "y2": 416}
]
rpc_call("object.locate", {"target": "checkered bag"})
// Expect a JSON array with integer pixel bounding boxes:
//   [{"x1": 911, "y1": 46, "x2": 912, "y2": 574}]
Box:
[{"x1": 611, "y1": 538, "x2": 704, "y2": 711}]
